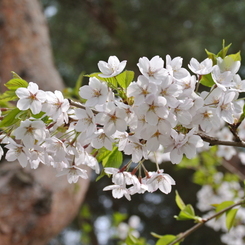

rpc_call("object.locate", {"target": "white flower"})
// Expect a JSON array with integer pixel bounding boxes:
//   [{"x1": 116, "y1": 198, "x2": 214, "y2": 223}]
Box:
[
  {"x1": 45, "y1": 137, "x2": 68, "y2": 162},
  {"x1": 123, "y1": 137, "x2": 148, "y2": 163},
  {"x1": 57, "y1": 165, "x2": 88, "y2": 183},
  {"x1": 166, "y1": 55, "x2": 189, "y2": 80},
  {"x1": 211, "y1": 66, "x2": 233, "y2": 91},
  {"x1": 79, "y1": 77, "x2": 108, "y2": 107},
  {"x1": 165, "y1": 129, "x2": 204, "y2": 164},
  {"x1": 5, "y1": 143, "x2": 29, "y2": 167},
  {"x1": 103, "y1": 183, "x2": 131, "y2": 200},
  {"x1": 137, "y1": 55, "x2": 167, "y2": 83},
  {"x1": 231, "y1": 74, "x2": 245, "y2": 92},
  {"x1": 13, "y1": 119, "x2": 47, "y2": 148},
  {"x1": 95, "y1": 102, "x2": 127, "y2": 135},
  {"x1": 75, "y1": 108, "x2": 96, "y2": 136},
  {"x1": 192, "y1": 107, "x2": 221, "y2": 133},
  {"x1": 16, "y1": 82, "x2": 46, "y2": 114},
  {"x1": 217, "y1": 56, "x2": 241, "y2": 74},
  {"x1": 171, "y1": 99, "x2": 194, "y2": 126},
  {"x1": 138, "y1": 94, "x2": 168, "y2": 126},
  {"x1": 188, "y1": 58, "x2": 213, "y2": 75},
  {"x1": 91, "y1": 129, "x2": 113, "y2": 151},
  {"x1": 98, "y1": 56, "x2": 127, "y2": 78},
  {"x1": 216, "y1": 91, "x2": 238, "y2": 124},
  {"x1": 0, "y1": 146, "x2": 3, "y2": 161},
  {"x1": 146, "y1": 170, "x2": 175, "y2": 194},
  {"x1": 127, "y1": 75, "x2": 157, "y2": 105},
  {"x1": 158, "y1": 75, "x2": 181, "y2": 108},
  {"x1": 42, "y1": 90, "x2": 69, "y2": 123}
]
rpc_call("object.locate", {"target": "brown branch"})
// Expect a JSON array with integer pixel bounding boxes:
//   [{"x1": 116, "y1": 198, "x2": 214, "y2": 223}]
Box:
[
  {"x1": 168, "y1": 199, "x2": 245, "y2": 245},
  {"x1": 68, "y1": 99, "x2": 98, "y2": 115},
  {"x1": 198, "y1": 132, "x2": 245, "y2": 148}
]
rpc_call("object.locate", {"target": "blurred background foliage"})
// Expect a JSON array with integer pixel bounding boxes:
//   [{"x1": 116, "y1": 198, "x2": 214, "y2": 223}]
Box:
[
  {"x1": 41, "y1": 0, "x2": 245, "y2": 244},
  {"x1": 41, "y1": 0, "x2": 245, "y2": 87}
]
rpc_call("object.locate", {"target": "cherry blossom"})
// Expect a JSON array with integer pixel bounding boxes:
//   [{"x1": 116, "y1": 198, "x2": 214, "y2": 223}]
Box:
[
  {"x1": 42, "y1": 90, "x2": 69, "y2": 123},
  {"x1": 98, "y1": 55, "x2": 127, "y2": 78},
  {"x1": 79, "y1": 77, "x2": 108, "y2": 107},
  {"x1": 13, "y1": 119, "x2": 47, "y2": 148},
  {"x1": 137, "y1": 55, "x2": 167, "y2": 83},
  {"x1": 188, "y1": 57, "x2": 213, "y2": 75},
  {"x1": 16, "y1": 82, "x2": 46, "y2": 114},
  {"x1": 57, "y1": 165, "x2": 88, "y2": 183}
]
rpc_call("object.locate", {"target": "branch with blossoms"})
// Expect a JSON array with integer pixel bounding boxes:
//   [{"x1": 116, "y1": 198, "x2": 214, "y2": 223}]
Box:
[{"x1": 0, "y1": 42, "x2": 245, "y2": 204}]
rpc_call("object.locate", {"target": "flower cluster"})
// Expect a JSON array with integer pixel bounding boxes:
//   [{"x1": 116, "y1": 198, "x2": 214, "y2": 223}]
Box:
[{"x1": 0, "y1": 52, "x2": 244, "y2": 200}]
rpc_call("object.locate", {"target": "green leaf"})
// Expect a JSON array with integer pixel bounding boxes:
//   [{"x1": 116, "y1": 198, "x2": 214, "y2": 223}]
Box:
[
  {"x1": 215, "y1": 201, "x2": 234, "y2": 213},
  {"x1": 95, "y1": 147, "x2": 113, "y2": 163},
  {"x1": 11, "y1": 71, "x2": 23, "y2": 79},
  {"x1": 5, "y1": 78, "x2": 28, "y2": 90},
  {"x1": 102, "y1": 146, "x2": 123, "y2": 168},
  {"x1": 156, "y1": 235, "x2": 179, "y2": 245},
  {"x1": 228, "y1": 51, "x2": 241, "y2": 62},
  {"x1": 151, "y1": 232, "x2": 164, "y2": 239},
  {"x1": 199, "y1": 73, "x2": 215, "y2": 87},
  {"x1": 205, "y1": 49, "x2": 217, "y2": 64},
  {"x1": 0, "y1": 90, "x2": 18, "y2": 102},
  {"x1": 0, "y1": 108, "x2": 21, "y2": 127},
  {"x1": 116, "y1": 70, "x2": 134, "y2": 89},
  {"x1": 226, "y1": 208, "x2": 238, "y2": 231},
  {"x1": 125, "y1": 233, "x2": 138, "y2": 245},
  {"x1": 85, "y1": 72, "x2": 117, "y2": 87},
  {"x1": 175, "y1": 204, "x2": 196, "y2": 221},
  {"x1": 217, "y1": 41, "x2": 232, "y2": 59},
  {"x1": 175, "y1": 191, "x2": 186, "y2": 211}
]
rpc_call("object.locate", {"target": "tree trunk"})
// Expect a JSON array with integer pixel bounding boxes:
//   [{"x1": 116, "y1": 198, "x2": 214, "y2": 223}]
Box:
[
  {"x1": 0, "y1": 0, "x2": 90, "y2": 244},
  {"x1": 0, "y1": 0, "x2": 63, "y2": 92}
]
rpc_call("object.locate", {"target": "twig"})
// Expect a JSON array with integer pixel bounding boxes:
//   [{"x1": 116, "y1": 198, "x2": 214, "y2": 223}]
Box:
[
  {"x1": 167, "y1": 199, "x2": 245, "y2": 245},
  {"x1": 68, "y1": 99, "x2": 98, "y2": 114},
  {"x1": 198, "y1": 132, "x2": 245, "y2": 148}
]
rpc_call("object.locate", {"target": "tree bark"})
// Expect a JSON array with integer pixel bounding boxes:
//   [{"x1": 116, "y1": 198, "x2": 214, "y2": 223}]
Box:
[
  {"x1": 0, "y1": 0, "x2": 63, "y2": 91},
  {"x1": 0, "y1": 0, "x2": 90, "y2": 244}
]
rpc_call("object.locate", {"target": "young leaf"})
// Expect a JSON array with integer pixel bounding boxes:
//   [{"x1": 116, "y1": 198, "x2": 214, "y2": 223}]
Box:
[
  {"x1": 228, "y1": 51, "x2": 241, "y2": 62},
  {"x1": 199, "y1": 73, "x2": 215, "y2": 87},
  {"x1": 156, "y1": 235, "x2": 179, "y2": 245},
  {"x1": 0, "y1": 90, "x2": 19, "y2": 102},
  {"x1": 217, "y1": 40, "x2": 232, "y2": 59},
  {"x1": 11, "y1": 71, "x2": 23, "y2": 79},
  {"x1": 4, "y1": 78, "x2": 28, "y2": 90},
  {"x1": 116, "y1": 70, "x2": 134, "y2": 89},
  {"x1": 102, "y1": 147, "x2": 123, "y2": 168},
  {"x1": 175, "y1": 204, "x2": 196, "y2": 221},
  {"x1": 205, "y1": 49, "x2": 217, "y2": 65},
  {"x1": 215, "y1": 201, "x2": 234, "y2": 213},
  {"x1": 175, "y1": 190, "x2": 186, "y2": 210},
  {"x1": 125, "y1": 233, "x2": 138, "y2": 245},
  {"x1": 0, "y1": 108, "x2": 21, "y2": 127},
  {"x1": 95, "y1": 147, "x2": 113, "y2": 163},
  {"x1": 226, "y1": 208, "x2": 238, "y2": 231},
  {"x1": 85, "y1": 72, "x2": 117, "y2": 87}
]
